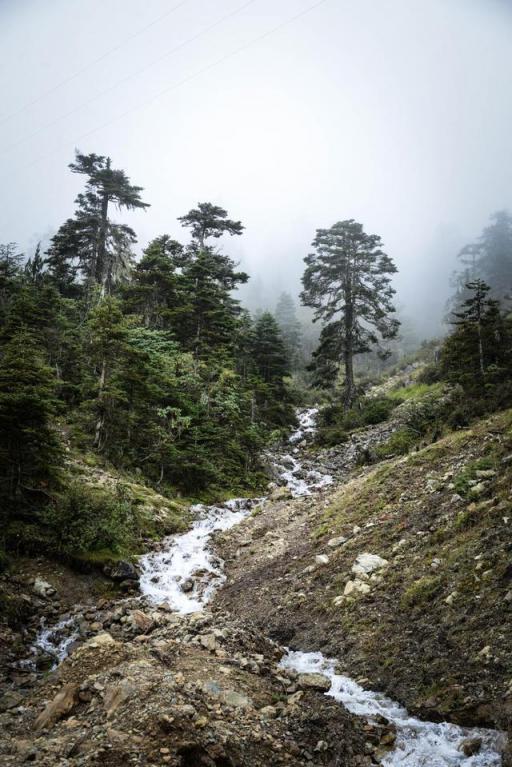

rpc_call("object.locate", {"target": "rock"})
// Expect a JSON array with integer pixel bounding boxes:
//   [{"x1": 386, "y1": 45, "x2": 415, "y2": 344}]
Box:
[
  {"x1": 297, "y1": 673, "x2": 331, "y2": 692},
  {"x1": 445, "y1": 591, "x2": 457, "y2": 605},
  {"x1": 352, "y1": 553, "x2": 389, "y2": 577},
  {"x1": 475, "y1": 469, "x2": 496, "y2": 479},
  {"x1": 107, "y1": 561, "x2": 139, "y2": 582},
  {"x1": 458, "y1": 737, "x2": 482, "y2": 756},
  {"x1": 344, "y1": 579, "x2": 371, "y2": 597},
  {"x1": 315, "y1": 554, "x2": 329, "y2": 566},
  {"x1": 327, "y1": 535, "x2": 347, "y2": 548},
  {"x1": 181, "y1": 578, "x2": 194, "y2": 593},
  {"x1": 83, "y1": 631, "x2": 117, "y2": 649},
  {"x1": 129, "y1": 610, "x2": 154, "y2": 633},
  {"x1": 199, "y1": 633, "x2": 218, "y2": 652},
  {"x1": 32, "y1": 578, "x2": 56, "y2": 599},
  {"x1": 259, "y1": 705, "x2": 278, "y2": 718},
  {"x1": 269, "y1": 486, "x2": 292, "y2": 502},
  {"x1": 35, "y1": 683, "x2": 78, "y2": 730},
  {"x1": 104, "y1": 680, "x2": 135, "y2": 718},
  {"x1": 469, "y1": 483, "x2": 486, "y2": 497}
]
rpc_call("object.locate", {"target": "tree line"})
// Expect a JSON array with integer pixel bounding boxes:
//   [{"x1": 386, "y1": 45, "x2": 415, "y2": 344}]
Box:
[{"x1": 0, "y1": 152, "x2": 297, "y2": 559}]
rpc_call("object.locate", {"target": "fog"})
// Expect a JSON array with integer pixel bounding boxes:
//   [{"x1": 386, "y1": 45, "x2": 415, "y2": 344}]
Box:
[{"x1": 1, "y1": 0, "x2": 512, "y2": 336}]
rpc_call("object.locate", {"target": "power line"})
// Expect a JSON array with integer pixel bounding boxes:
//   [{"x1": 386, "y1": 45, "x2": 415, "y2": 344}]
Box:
[
  {"x1": 20, "y1": 0, "x2": 329, "y2": 174},
  {"x1": 1, "y1": 0, "x2": 258, "y2": 155},
  {"x1": 0, "y1": 0, "x2": 190, "y2": 127}
]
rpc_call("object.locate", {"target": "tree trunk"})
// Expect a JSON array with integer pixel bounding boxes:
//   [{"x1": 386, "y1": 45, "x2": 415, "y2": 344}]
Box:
[
  {"x1": 343, "y1": 346, "x2": 355, "y2": 410},
  {"x1": 93, "y1": 356, "x2": 107, "y2": 449}
]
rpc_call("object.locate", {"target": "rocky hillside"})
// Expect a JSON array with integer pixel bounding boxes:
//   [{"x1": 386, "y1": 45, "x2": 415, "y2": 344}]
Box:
[{"x1": 215, "y1": 409, "x2": 512, "y2": 747}]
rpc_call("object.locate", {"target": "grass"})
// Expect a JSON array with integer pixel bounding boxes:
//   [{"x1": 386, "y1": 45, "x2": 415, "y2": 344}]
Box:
[{"x1": 388, "y1": 382, "x2": 443, "y2": 402}]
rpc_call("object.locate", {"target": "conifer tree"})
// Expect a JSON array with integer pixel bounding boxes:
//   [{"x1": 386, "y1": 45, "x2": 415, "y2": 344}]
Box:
[
  {"x1": 275, "y1": 292, "x2": 302, "y2": 370},
  {"x1": 301, "y1": 219, "x2": 399, "y2": 409},
  {"x1": 441, "y1": 280, "x2": 510, "y2": 395},
  {"x1": 176, "y1": 203, "x2": 248, "y2": 359},
  {"x1": 0, "y1": 329, "x2": 62, "y2": 523},
  {"x1": 251, "y1": 312, "x2": 289, "y2": 384},
  {"x1": 123, "y1": 235, "x2": 184, "y2": 329},
  {"x1": 47, "y1": 152, "x2": 149, "y2": 296},
  {"x1": 178, "y1": 202, "x2": 244, "y2": 248}
]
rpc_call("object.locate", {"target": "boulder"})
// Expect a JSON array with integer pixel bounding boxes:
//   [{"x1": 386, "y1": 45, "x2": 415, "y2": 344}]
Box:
[
  {"x1": 106, "y1": 561, "x2": 139, "y2": 582},
  {"x1": 344, "y1": 579, "x2": 371, "y2": 597},
  {"x1": 35, "y1": 683, "x2": 78, "y2": 730},
  {"x1": 351, "y1": 553, "x2": 389, "y2": 577},
  {"x1": 458, "y1": 737, "x2": 482, "y2": 756},
  {"x1": 32, "y1": 578, "x2": 56, "y2": 599},
  {"x1": 327, "y1": 536, "x2": 347, "y2": 548},
  {"x1": 297, "y1": 673, "x2": 331, "y2": 692}
]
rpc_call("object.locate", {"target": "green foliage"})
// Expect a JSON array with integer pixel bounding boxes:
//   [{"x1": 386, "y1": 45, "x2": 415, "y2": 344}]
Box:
[
  {"x1": 302, "y1": 219, "x2": 400, "y2": 408},
  {"x1": 45, "y1": 483, "x2": 134, "y2": 557},
  {"x1": 316, "y1": 396, "x2": 397, "y2": 446},
  {"x1": 375, "y1": 428, "x2": 416, "y2": 458},
  {"x1": 400, "y1": 576, "x2": 442, "y2": 609},
  {"x1": 0, "y1": 329, "x2": 63, "y2": 530},
  {"x1": 452, "y1": 456, "x2": 496, "y2": 499}
]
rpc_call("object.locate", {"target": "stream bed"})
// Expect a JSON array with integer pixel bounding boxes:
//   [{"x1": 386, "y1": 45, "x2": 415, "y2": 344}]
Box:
[{"x1": 33, "y1": 408, "x2": 506, "y2": 764}]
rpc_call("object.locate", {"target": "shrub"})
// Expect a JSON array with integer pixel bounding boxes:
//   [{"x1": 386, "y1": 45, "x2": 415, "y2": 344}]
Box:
[
  {"x1": 375, "y1": 428, "x2": 416, "y2": 458},
  {"x1": 400, "y1": 576, "x2": 442, "y2": 609},
  {"x1": 45, "y1": 482, "x2": 135, "y2": 558}
]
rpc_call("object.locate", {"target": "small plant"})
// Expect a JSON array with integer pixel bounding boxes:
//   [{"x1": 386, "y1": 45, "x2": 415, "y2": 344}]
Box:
[{"x1": 400, "y1": 576, "x2": 442, "y2": 609}]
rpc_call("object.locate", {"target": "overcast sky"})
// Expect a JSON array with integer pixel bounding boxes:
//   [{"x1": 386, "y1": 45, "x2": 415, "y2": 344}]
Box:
[{"x1": 1, "y1": 0, "x2": 511, "y2": 334}]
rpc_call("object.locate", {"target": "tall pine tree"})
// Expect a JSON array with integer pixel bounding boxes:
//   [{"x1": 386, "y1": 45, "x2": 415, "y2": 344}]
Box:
[{"x1": 301, "y1": 219, "x2": 399, "y2": 409}]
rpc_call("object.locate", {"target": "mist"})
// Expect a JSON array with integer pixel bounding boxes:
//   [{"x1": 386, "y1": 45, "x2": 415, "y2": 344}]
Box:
[{"x1": 1, "y1": 0, "x2": 512, "y2": 336}]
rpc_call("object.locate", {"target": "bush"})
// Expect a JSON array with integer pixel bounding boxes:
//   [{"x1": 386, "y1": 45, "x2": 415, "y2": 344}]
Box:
[
  {"x1": 316, "y1": 396, "x2": 397, "y2": 446},
  {"x1": 375, "y1": 428, "x2": 416, "y2": 458},
  {"x1": 45, "y1": 482, "x2": 135, "y2": 558}
]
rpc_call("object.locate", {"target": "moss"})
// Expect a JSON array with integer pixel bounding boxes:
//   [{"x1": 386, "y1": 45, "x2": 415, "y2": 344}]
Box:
[{"x1": 400, "y1": 576, "x2": 442, "y2": 609}]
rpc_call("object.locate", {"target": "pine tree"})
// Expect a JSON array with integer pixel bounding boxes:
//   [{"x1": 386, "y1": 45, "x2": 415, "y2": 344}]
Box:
[
  {"x1": 123, "y1": 235, "x2": 184, "y2": 329},
  {"x1": 175, "y1": 203, "x2": 248, "y2": 359},
  {"x1": 441, "y1": 280, "x2": 510, "y2": 396},
  {"x1": 449, "y1": 211, "x2": 512, "y2": 311},
  {"x1": 0, "y1": 329, "x2": 62, "y2": 525},
  {"x1": 178, "y1": 202, "x2": 244, "y2": 248},
  {"x1": 251, "y1": 312, "x2": 289, "y2": 384},
  {"x1": 301, "y1": 219, "x2": 399, "y2": 409},
  {"x1": 46, "y1": 152, "x2": 149, "y2": 297},
  {"x1": 0, "y1": 243, "x2": 23, "y2": 324},
  {"x1": 275, "y1": 292, "x2": 302, "y2": 370}
]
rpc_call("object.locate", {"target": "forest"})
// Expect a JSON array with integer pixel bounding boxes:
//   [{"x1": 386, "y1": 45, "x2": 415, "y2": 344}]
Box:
[{"x1": 1, "y1": 151, "x2": 511, "y2": 570}]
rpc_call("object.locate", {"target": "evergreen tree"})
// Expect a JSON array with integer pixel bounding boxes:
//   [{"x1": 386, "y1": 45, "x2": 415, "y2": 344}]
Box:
[
  {"x1": 251, "y1": 312, "x2": 290, "y2": 384},
  {"x1": 449, "y1": 211, "x2": 512, "y2": 311},
  {"x1": 175, "y1": 203, "x2": 248, "y2": 359},
  {"x1": 0, "y1": 243, "x2": 23, "y2": 324},
  {"x1": 0, "y1": 329, "x2": 62, "y2": 526},
  {"x1": 301, "y1": 219, "x2": 399, "y2": 409},
  {"x1": 178, "y1": 202, "x2": 244, "y2": 248},
  {"x1": 46, "y1": 152, "x2": 149, "y2": 297},
  {"x1": 123, "y1": 235, "x2": 184, "y2": 329},
  {"x1": 441, "y1": 280, "x2": 510, "y2": 396},
  {"x1": 275, "y1": 292, "x2": 302, "y2": 370}
]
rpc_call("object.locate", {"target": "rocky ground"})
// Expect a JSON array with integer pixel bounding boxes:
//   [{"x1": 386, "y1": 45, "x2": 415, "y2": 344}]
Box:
[
  {"x1": 0, "y1": 597, "x2": 390, "y2": 766},
  {"x1": 214, "y1": 409, "x2": 512, "y2": 755},
  {"x1": 1, "y1": 400, "x2": 511, "y2": 765}
]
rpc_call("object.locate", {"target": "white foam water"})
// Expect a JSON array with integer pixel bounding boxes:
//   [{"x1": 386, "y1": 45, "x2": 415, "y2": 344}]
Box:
[
  {"x1": 28, "y1": 616, "x2": 80, "y2": 670},
  {"x1": 138, "y1": 498, "x2": 259, "y2": 613},
  {"x1": 280, "y1": 650, "x2": 504, "y2": 766}
]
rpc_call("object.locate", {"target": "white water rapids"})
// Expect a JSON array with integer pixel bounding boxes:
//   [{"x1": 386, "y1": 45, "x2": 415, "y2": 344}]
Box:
[{"x1": 32, "y1": 408, "x2": 505, "y2": 764}]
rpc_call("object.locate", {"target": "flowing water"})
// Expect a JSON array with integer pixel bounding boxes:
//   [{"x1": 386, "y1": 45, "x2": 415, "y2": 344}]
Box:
[
  {"x1": 32, "y1": 408, "x2": 505, "y2": 764},
  {"x1": 280, "y1": 650, "x2": 504, "y2": 767}
]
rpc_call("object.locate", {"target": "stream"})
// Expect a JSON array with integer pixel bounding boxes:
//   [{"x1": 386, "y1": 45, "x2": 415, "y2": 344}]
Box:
[{"x1": 33, "y1": 408, "x2": 505, "y2": 765}]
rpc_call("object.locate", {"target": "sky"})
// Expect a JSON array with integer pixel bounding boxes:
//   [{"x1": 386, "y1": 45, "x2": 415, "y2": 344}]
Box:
[{"x1": 1, "y1": 0, "x2": 512, "y2": 335}]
